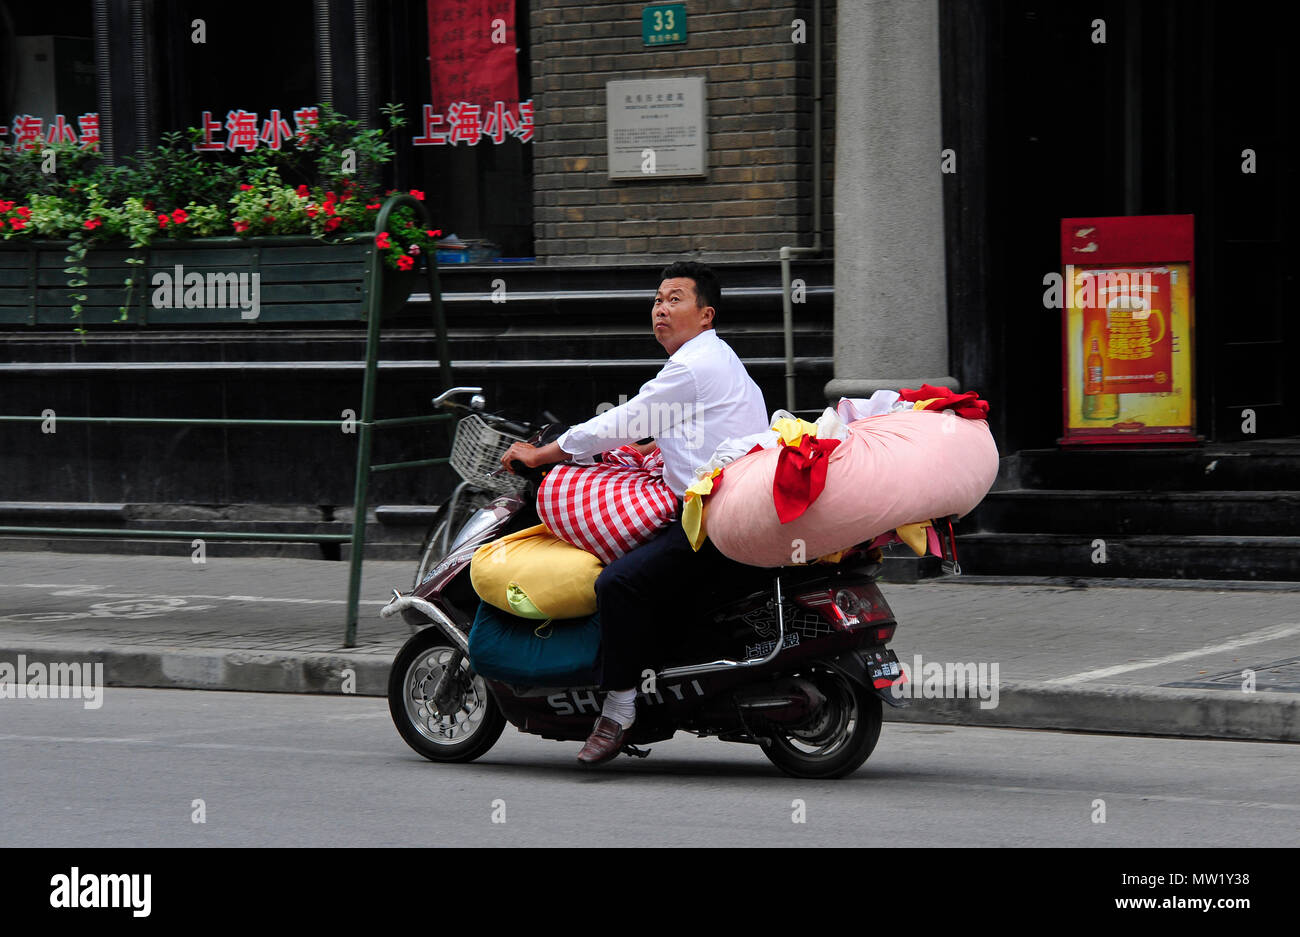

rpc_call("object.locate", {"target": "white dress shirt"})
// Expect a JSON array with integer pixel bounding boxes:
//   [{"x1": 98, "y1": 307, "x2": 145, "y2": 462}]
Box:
[{"x1": 557, "y1": 329, "x2": 769, "y2": 497}]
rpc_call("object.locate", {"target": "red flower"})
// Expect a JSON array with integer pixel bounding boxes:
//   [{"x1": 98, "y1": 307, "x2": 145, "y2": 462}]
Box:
[
  {"x1": 233, "y1": 220, "x2": 250, "y2": 233},
  {"x1": 9, "y1": 218, "x2": 27, "y2": 231},
  {"x1": 306, "y1": 207, "x2": 319, "y2": 219},
  {"x1": 0, "y1": 219, "x2": 6, "y2": 229},
  {"x1": 263, "y1": 215, "x2": 276, "y2": 224},
  {"x1": 366, "y1": 202, "x2": 380, "y2": 211},
  {"x1": 0, "y1": 200, "x2": 13, "y2": 212},
  {"x1": 69, "y1": 185, "x2": 78, "y2": 194},
  {"x1": 426, "y1": 229, "x2": 442, "y2": 238},
  {"x1": 296, "y1": 185, "x2": 310, "y2": 198},
  {"x1": 157, "y1": 214, "x2": 169, "y2": 228},
  {"x1": 324, "y1": 216, "x2": 342, "y2": 232},
  {"x1": 83, "y1": 217, "x2": 103, "y2": 230},
  {"x1": 15, "y1": 206, "x2": 32, "y2": 219},
  {"x1": 171, "y1": 208, "x2": 188, "y2": 224},
  {"x1": 375, "y1": 232, "x2": 391, "y2": 249},
  {"x1": 239, "y1": 184, "x2": 254, "y2": 191},
  {"x1": 409, "y1": 189, "x2": 425, "y2": 201},
  {"x1": 396, "y1": 254, "x2": 415, "y2": 271},
  {"x1": 405, "y1": 221, "x2": 414, "y2": 227}
]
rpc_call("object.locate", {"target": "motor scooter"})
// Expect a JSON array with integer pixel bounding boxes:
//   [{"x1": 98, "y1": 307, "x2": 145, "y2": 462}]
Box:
[{"x1": 383, "y1": 388, "x2": 915, "y2": 778}]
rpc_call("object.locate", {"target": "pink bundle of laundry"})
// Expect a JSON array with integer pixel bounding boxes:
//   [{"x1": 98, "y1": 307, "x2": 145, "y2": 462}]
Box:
[{"x1": 704, "y1": 406, "x2": 999, "y2": 568}]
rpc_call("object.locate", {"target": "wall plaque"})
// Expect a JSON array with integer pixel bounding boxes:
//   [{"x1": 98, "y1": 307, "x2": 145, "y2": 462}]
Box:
[{"x1": 606, "y1": 77, "x2": 706, "y2": 180}]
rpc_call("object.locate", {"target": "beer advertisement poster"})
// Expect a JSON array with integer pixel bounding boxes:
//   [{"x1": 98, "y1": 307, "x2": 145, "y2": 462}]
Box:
[{"x1": 1059, "y1": 216, "x2": 1196, "y2": 445}]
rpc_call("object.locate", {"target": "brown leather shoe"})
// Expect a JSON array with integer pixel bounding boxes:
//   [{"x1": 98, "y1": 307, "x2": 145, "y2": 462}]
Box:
[{"x1": 577, "y1": 715, "x2": 631, "y2": 766}]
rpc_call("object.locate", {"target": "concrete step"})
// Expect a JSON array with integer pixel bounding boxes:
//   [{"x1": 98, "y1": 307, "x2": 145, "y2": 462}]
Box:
[
  {"x1": 954, "y1": 532, "x2": 1300, "y2": 581},
  {"x1": 967, "y1": 489, "x2": 1300, "y2": 536},
  {"x1": 0, "y1": 503, "x2": 436, "y2": 563},
  {"x1": 1018, "y1": 445, "x2": 1300, "y2": 492},
  {"x1": 0, "y1": 322, "x2": 832, "y2": 365}
]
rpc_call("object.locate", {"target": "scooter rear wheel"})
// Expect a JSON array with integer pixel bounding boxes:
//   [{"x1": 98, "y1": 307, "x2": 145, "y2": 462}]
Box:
[
  {"x1": 759, "y1": 663, "x2": 882, "y2": 779},
  {"x1": 389, "y1": 626, "x2": 505, "y2": 763}
]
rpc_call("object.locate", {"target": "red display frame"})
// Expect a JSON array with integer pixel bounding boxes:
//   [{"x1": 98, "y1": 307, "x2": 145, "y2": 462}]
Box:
[{"x1": 1058, "y1": 214, "x2": 1197, "y2": 446}]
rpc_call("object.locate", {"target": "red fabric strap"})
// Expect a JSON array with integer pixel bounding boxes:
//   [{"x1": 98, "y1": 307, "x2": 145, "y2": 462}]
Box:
[
  {"x1": 772, "y1": 436, "x2": 841, "y2": 524},
  {"x1": 897, "y1": 384, "x2": 991, "y2": 419}
]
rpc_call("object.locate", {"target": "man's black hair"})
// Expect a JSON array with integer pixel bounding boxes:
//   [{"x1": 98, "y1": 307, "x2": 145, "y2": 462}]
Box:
[{"x1": 660, "y1": 260, "x2": 721, "y2": 314}]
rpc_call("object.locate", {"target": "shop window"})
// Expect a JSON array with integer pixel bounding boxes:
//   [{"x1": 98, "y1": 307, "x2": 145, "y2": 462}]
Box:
[
  {"x1": 0, "y1": 0, "x2": 97, "y2": 151},
  {"x1": 382, "y1": 0, "x2": 533, "y2": 260},
  {"x1": 151, "y1": 0, "x2": 316, "y2": 149}
]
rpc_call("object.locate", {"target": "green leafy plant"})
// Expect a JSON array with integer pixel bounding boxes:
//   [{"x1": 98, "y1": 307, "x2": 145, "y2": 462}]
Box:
[{"x1": 0, "y1": 104, "x2": 437, "y2": 327}]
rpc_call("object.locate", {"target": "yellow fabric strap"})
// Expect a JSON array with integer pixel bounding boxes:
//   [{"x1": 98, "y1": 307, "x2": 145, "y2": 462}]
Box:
[
  {"x1": 772, "y1": 416, "x2": 819, "y2": 447},
  {"x1": 912, "y1": 399, "x2": 941, "y2": 411},
  {"x1": 682, "y1": 468, "x2": 721, "y2": 552},
  {"x1": 895, "y1": 521, "x2": 933, "y2": 557}
]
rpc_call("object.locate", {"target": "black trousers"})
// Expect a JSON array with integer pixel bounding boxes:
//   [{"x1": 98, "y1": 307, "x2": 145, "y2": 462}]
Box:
[{"x1": 594, "y1": 519, "x2": 769, "y2": 690}]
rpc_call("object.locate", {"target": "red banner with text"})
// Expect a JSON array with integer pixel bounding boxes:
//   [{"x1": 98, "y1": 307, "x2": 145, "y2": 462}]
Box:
[{"x1": 428, "y1": 0, "x2": 518, "y2": 115}]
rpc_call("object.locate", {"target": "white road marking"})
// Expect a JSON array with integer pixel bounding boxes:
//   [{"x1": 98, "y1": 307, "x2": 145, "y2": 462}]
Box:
[
  {"x1": 0, "y1": 733, "x2": 393, "y2": 759},
  {"x1": 1043, "y1": 623, "x2": 1300, "y2": 685},
  {"x1": 5, "y1": 583, "x2": 387, "y2": 606}
]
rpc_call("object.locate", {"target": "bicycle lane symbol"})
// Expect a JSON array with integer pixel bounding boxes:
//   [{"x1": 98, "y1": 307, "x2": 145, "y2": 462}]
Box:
[{"x1": 0, "y1": 596, "x2": 216, "y2": 624}]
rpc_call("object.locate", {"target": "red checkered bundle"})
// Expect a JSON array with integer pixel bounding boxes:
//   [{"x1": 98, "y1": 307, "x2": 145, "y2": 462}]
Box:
[{"x1": 537, "y1": 445, "x2": 678, "y2": 564}]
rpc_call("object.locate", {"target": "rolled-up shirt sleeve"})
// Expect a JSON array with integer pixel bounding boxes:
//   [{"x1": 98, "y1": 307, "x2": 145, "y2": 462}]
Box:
[{"x1": 558, "y1": 360, "x2": 697, "y2": 459}]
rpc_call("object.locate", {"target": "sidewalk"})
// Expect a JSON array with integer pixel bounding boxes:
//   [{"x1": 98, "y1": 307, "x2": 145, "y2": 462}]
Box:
[{"x1": 1, "y1": 549, "x2": 1297, "y2": 741}]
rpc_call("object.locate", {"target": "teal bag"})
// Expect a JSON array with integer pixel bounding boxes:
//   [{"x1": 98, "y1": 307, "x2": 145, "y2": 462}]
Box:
[{"x1": 467, "y1": 600, "x2": 600, "y2": 686}]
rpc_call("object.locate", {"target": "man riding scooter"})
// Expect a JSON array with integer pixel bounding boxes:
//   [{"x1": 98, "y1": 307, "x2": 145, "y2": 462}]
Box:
[{"x1": 500, "y1": 260, "x2": 771, "y2": 765}]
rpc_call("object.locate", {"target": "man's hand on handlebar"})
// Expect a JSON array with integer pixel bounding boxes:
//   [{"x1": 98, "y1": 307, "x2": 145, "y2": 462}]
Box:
[{"x1": 500, "y1": 440, "x2": 567, "y2": 475}]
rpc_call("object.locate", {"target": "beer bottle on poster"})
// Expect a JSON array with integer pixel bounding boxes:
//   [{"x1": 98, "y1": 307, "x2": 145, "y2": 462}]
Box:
[{"x1": 1082, "y1": 321, "x2": 1120, "y2": 421}]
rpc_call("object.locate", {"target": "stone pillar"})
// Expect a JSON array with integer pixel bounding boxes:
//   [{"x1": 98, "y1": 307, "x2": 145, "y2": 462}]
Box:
[{"x1": 825, "y1": 0, "x2": 956, "y2": 399}]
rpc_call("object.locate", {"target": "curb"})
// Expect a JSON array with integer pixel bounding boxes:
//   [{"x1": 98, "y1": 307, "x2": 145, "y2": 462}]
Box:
[
  {"x1": 4, "y1": 646, "x2": 1298, "y2": 743},
  {"x1": 883, "y1": 680, "x2": 1300, "y2": 743},
  {"x1": 0, "y1": 644, "x2": 391, "y2": 698}
]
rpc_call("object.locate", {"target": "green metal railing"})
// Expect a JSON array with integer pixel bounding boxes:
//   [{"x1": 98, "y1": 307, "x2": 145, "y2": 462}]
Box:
[{"x1": 0, "y1": 194, "x2": 453, "y2": 647}]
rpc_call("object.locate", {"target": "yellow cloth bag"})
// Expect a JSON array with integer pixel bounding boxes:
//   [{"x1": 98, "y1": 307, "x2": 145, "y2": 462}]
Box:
[{"x1": 470, "y1": 524, "x2": 603, "y2": 620}]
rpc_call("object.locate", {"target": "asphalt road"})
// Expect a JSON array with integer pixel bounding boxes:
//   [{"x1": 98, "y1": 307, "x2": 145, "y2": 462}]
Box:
[{"x1": 3, "y1": 687, "x2": 1297, "y2": 848}]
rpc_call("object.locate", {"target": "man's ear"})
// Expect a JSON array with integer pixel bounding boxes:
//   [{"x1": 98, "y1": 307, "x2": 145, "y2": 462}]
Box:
[{"x1": 700, "y1": 304, "x2": 715, "y2": 328}]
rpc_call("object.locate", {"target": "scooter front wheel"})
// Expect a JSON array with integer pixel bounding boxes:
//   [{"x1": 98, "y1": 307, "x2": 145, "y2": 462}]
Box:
[
  {"x1": 388, "y1": 626, "x2": 505, "y2": 763},
  {"x1": 759, "y1": 662, "x2": 882, "y2": 780}
]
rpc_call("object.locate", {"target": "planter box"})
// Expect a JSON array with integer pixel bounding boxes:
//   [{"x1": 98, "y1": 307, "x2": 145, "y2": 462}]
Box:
[{"x1": 0, "y1": 236, "x2": 416, "y2": 326}]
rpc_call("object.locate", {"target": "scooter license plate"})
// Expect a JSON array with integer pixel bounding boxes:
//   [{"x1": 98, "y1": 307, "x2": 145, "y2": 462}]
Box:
[{"x1": 865, "y1": 649, "x2": 903, "y2": 687}]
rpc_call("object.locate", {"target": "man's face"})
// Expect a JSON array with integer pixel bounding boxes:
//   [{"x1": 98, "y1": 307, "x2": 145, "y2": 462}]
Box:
[{"x1": 652, "y1": 277, "x2": 714, "y2": 355}]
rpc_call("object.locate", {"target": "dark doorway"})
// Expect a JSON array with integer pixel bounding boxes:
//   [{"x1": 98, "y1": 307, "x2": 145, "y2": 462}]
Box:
[{"x1": 942, "y1": 0, "x2": 1298, "y2": 450}]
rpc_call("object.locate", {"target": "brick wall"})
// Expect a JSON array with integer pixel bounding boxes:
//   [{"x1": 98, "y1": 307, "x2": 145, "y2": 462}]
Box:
[{"x1": 529, "y1": 0, "x2": 835, "y2": 265}]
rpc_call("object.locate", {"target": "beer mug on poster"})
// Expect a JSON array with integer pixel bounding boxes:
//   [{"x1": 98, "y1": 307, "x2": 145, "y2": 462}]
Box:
[{"x1": 1106, "y1": 294, "x2": 1165, "y2": 361}]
